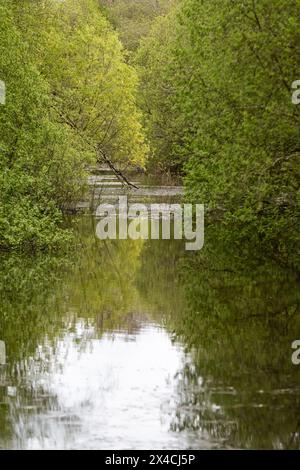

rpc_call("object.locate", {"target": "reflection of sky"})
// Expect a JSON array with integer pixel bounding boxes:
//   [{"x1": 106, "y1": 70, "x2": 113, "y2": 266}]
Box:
[{"x1": 7, "y1": 321, "x2": 208, "y2": 450}]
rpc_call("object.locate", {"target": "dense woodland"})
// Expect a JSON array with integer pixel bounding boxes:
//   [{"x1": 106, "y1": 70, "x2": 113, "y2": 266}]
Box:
[
  {"x1": 0, "y1": 0, "x2": 147, "y2": 249},
  {"x1": 0, "y1": 0, "x2": 299, "y2": 262}
]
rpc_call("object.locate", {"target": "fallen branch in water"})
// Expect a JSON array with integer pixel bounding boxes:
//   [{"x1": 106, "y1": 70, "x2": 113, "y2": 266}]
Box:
[
  {"x1": 96, "y1": 145, "x2": 139, "y2": 190},
  {"x1": 53, "y1": 104, "x2": 139, "y2": 190}
]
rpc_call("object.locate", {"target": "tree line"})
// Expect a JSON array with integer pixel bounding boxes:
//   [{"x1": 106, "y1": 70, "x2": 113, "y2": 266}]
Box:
[
  {"x1": 0, "y1": 0, "x2": 147, "y2": 250},
  {"x1": 136, "y1": 0, "x2": 300, "y2": 260},
  {"x1": 1, "y1": 0, "x2": 299, "y2": 259}
]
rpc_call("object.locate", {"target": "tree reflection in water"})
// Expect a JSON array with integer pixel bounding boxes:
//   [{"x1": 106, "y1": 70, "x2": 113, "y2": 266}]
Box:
[{"x1": 0, "y1": 219, "x2": 299, "y2": 449}]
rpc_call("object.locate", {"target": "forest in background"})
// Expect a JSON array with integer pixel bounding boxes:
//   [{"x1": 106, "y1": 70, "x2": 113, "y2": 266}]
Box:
[
  {"x1": 101, "y1": 0, "x2": 175, "y2": 51},
  {"x1": 0, "y1": 0, "x2": 299, "y2": 264}
]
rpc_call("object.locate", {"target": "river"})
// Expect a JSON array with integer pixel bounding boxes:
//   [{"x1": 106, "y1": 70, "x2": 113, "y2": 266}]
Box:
[{"x1": 0, "y1": 169, "x2": 299, "y2": 449}]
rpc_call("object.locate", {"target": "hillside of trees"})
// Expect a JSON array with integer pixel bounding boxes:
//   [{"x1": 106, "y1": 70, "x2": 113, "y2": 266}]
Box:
[{"x1": 101, "y1": 0, "x2": 175, "y2": 51}]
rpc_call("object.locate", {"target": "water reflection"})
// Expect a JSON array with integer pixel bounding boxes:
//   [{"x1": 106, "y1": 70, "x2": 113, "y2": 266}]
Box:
[
  {"x1": 167, "y1": 227, "x2": 300, "y2": 449},
  {"x1": 0, "y1": 219, "x2": 299, "y2": 449},
  {"x1": 6, "y1": 325, "x2": 193, "y2": 450}
]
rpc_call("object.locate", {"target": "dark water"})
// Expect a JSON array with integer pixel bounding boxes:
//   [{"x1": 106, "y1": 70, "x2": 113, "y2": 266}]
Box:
[{"x1": 0, "y1": 174, "x2": 300, "y2": 449}]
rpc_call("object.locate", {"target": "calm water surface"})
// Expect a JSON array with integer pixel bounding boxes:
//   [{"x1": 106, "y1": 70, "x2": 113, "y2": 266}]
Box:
[{"x1": 0, "y1": 172, "x2": 300, "y2": 449}]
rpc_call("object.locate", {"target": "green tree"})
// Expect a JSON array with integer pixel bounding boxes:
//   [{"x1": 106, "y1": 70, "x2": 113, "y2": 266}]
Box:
[
  {"x1": 0, "y1": 1, "x2": 85, "y2": 250},
  {"x1": 0, "y1": 0, "x2": 148, "y2": 250},
  {"x1": 136, "y1": 5, "x2": 186, "y2": 173},
  {"x1": 101, "y1": 0, "x2": 175, "y2": 51},
  {"x1": 138, "y1": 0, "x2": 300, "y2": 254}
]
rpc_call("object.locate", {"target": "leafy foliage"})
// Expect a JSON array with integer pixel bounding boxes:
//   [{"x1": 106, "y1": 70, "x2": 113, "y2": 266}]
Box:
[
  {"x1": 0, "y1": 0, "x2": 147, "y2": 250},
  {"x1": 137, "y1": 0, "x2": 300, "y2": 252},
  {"x1": 101, "y1": 0, "x2": 175, "y2": 51}
]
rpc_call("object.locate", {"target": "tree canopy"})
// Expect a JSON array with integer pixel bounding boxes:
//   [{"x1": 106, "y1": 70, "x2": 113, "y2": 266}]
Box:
[
  {"x1": 137, "y1": 0, "x2": 300, "y2": 256},
  {"x1": 0, "y1": 0, "x2": 147, "y2": 250}
]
